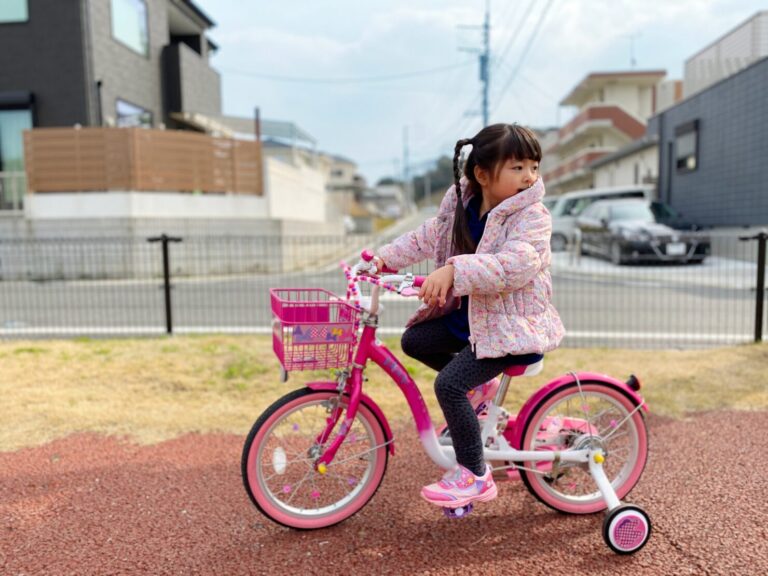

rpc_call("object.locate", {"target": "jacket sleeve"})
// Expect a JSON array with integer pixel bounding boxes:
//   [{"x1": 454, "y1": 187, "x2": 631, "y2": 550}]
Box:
[
  {"x1": 377, "y1": 216, "x2": 440, "y2": 271},
  {"x1": 447, "y1": 206, "x2": 550, "y2": 295}
]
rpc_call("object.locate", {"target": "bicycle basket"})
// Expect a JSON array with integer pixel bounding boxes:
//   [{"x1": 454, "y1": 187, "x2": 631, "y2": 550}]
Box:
[{"x1": 270, "y1": 288, "x2": 361, "y2": 372}]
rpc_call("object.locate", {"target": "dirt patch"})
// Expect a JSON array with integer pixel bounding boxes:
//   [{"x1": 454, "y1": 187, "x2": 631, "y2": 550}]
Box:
[{"x1": 1, "y1": 411, "x2": 767, "y2": 575}]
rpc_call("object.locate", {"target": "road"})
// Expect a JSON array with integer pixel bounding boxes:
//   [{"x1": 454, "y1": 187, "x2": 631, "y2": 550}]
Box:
[{"x1": 0, "y1": 255, "x2": 760, "y2": 348}]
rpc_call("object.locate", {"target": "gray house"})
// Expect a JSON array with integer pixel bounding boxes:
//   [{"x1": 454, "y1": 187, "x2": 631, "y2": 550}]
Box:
[
  {"x1": 648, "y1": 55, "x2": 768, "y2": 228},
  {"x1": 0, "y1": 0, "x2": 222, "y2": 206}
]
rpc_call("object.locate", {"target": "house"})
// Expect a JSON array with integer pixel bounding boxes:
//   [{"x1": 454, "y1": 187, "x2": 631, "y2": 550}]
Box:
[
  {"x1": 648, "y1": 56, "x2": 768, "y2": 229},
  {"x1": 0, "y1": 0, "x2": 342, "y2": 238},
  {"x1": 543, "y1": 70, "x2": 667, "y2": 194},
  {"x1": 589, "y1": 134, "x2": 659, "y2": 190}
]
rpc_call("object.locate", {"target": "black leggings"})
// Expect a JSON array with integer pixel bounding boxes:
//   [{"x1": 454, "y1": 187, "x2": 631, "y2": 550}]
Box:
[{"x1": 401, "y1": 319, "x2": 522, "y2": 476}]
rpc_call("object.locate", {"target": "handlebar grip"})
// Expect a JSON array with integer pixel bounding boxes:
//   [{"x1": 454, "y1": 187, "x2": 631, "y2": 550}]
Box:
[
  {"x1": 413, "y1": 276, "x2": 425, "y2": 287},
  {"x1": 360, "y1": 249, "x2": 398, "y2": 273}
]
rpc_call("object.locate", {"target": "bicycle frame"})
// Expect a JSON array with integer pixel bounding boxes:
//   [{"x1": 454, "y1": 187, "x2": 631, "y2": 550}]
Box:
[{"x1": 311, "y1": 264, "x2": 647, "y2": 511}]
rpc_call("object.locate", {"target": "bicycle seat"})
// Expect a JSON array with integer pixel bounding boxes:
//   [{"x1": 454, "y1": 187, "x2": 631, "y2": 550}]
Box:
[{"x1": 502, "y1": 356, "x2": 544, "y2": 377}]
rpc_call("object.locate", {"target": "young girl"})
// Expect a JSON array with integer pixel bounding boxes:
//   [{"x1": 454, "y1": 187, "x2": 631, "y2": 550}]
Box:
[{"x1": 374, "y1": 123, "x2": 565, "y2": 508}]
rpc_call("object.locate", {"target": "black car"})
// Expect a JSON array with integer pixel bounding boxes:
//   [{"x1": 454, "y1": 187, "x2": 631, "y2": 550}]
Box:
[{"x1": 575, "y1": 199, "x2": 710, "y2": 265}]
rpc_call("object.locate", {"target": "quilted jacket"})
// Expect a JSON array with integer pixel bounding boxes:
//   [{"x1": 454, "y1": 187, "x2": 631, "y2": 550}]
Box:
[{"x1": 378, "y1": 177, "x2": 565, "y2": 358}]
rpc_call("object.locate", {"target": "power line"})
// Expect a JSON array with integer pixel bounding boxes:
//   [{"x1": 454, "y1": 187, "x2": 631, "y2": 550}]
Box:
[
  {"x1": 219, "y1": 61, "x2": 474, "y2": 85},
  {"x1": 491, "y1": 0, "x2": 556, "y2": 116},
  {"x1": 492, "y1": 0, "x2": 536, "y2": 74}
]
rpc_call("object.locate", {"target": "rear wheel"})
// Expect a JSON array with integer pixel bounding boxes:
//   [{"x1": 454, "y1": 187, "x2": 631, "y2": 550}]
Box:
[
  {"x1": 242, "y1": 388, "x2": 389, "y2": 529},
  {"x1": 517, "y1": 382, "x2": 647, "y2": 514}
]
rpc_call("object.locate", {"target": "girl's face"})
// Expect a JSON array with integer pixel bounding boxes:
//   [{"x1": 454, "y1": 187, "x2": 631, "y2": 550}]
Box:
[{"x1": 475, "y1": 157, "x2": 539, "y2": 208}]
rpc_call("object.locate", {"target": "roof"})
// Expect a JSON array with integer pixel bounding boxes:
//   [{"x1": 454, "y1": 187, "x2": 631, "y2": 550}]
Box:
[
  {"x1": 175, "y1": 0, "x2": 215, "y2": 28},
  {"x1": 589, "y1": 134, "x2": 658, "y2": 169},
  {"x1": 213, "y1": 116, "x2": 317, "y2": 146},
  {"x1": 560, "y1": 70, "x2": 667, "y2": 107}
]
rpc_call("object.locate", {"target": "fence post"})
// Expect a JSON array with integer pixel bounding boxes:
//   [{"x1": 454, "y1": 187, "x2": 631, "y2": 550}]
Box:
[
  {"x1": 147, "y1": 234, "x2": 183, "y2": 334},
  {"x1": 739, "y1": 230, "x2": 767, "y2": 343}
]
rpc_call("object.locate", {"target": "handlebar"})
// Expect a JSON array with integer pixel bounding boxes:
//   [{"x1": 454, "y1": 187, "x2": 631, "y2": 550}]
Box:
[{"x1": 343, "y1": 250, "x2": 427, "y2": 313}]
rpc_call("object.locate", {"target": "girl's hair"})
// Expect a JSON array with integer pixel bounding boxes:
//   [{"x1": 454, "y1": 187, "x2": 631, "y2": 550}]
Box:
[{"x1": 451, "y1": 123, "x2": 542, "y2": 255}]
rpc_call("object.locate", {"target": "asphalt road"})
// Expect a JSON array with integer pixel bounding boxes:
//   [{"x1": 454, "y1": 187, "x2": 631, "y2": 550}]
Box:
[{"x1": 0, "y1": 256, "x2": 760, "y2": 348}]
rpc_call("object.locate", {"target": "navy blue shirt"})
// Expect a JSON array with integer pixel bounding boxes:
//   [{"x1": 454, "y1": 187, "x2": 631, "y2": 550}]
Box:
[{"x1": 442, "y1": 195, "x2": 487, "y2": 342}]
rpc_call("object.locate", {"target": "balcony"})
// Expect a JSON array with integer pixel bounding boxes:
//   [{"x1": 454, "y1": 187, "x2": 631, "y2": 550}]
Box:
[
  {"x1": 163, "y1": 42, "x2": 222, "y2": 119},
  {"x1": 557, "y1": 105, "x2": 646, "y2": 153},
  {"x1": 543, "y1": 149, "x2": 612, "y2": 188},
  {"x1": 23, "y1": 127, "x2": 262, "y2": 195}
]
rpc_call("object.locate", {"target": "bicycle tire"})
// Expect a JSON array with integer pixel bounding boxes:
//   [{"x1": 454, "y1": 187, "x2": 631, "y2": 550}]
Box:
[
  {"x1": 517, "y1": 381, "x2": 648, "y2": 514},
  {"x1": 242, "y1": 387, "x2": 389, "y2": 529}
]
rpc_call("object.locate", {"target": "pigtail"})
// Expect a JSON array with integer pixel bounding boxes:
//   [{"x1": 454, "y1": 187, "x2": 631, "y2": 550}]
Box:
[{"x1": 450, "y1": 138, "x2": 476, "y2": 255}]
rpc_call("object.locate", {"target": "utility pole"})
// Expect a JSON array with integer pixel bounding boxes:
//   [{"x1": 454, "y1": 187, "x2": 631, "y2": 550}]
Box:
[
  {"x1": 402, "y1": 126, "x2": 412, "y2": 212},
  {"x1": 460, "y1": 0, "x2": 491, "y2": 126}
]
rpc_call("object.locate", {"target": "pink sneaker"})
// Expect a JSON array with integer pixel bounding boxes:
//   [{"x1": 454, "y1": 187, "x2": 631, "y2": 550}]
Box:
[
  {"x1": 467, "y1": 378, "x2": 500, "y2": 415},
  {"x1": 421, "y1": 464, "x2": 498, "y2": 508}
]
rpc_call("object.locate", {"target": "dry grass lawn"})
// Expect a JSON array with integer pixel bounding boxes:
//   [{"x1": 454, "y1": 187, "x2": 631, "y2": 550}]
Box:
[{"x1": 1, "y1": 335, "x2": 767, "y2": 451}]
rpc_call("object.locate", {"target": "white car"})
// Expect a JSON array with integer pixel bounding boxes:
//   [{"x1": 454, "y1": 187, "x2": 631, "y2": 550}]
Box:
[{"x1": 543, "y1": 185, "x2": 654, "y2": 252}]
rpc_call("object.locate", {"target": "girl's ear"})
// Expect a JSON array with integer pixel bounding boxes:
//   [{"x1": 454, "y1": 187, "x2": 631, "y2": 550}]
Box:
[{"x1": 474, "y1": 165, "x2": 489, "y2": 187}]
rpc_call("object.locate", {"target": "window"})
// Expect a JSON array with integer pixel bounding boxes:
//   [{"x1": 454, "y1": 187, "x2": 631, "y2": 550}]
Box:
[
  {"x1": 111, "y1": 0, "x2": 149, "y2": 56},
  {"x1": 116, "y1": 99, "x2": 152, "y2": 127},
  {"x1": 675, "y1": 120, "x2": 699, "y2": 173},
  {"x1": 0, "y1": 108, "x2": 32, "y2": 209},
  {"x1": 0, "y1": 0, "x2": 27, "y2": 23}
]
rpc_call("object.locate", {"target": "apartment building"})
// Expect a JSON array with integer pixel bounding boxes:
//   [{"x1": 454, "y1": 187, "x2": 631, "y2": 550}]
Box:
[{"x1": 543, "y1": 70, "x2": 666, "y2": 194}]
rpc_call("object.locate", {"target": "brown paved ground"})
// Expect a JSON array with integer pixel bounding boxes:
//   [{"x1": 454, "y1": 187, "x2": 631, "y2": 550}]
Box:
[{"x1": 1, "y1": 410, "x2": 767, "y2": 576}]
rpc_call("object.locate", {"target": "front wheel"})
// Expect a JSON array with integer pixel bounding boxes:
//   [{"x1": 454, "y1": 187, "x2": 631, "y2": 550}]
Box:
[
  {"x1": 517, "y1": 381, "x2": 648, "y2": 514},
  {"x1": 242, "y1": 388, "x2": 389, "y2": 529}
]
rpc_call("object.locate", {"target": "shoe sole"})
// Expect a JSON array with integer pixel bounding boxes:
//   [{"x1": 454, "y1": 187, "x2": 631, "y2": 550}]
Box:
[{"x1": 421, "y1": 482, "x2": 498, "y2": 509}]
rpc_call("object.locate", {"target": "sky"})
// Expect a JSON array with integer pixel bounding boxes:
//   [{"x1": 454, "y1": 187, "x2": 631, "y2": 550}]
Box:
[{"x1": 194, "y1": 0, "x2": 762, "y2": 184}]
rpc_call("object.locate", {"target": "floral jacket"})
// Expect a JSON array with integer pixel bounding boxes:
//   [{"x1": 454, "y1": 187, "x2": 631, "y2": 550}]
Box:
[{"x1": 378, "y1": 177, "x2": 565, "y2": 358}]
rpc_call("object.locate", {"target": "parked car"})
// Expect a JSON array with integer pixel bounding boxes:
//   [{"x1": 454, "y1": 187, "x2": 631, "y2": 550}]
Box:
[
  {"x1": 544, "y1": 185, "x2": 654, "y2": 252},
  {"x1": 649, "y1": 200, "x2": 705, "y2": 231},
  {"x1": 575, "y1": 199, "x2": 711, "y2": 265}
]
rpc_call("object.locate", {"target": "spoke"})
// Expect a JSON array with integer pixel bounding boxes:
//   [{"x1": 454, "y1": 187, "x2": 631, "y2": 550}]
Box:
[
  {"x1": 329, "y1": 438, "x2": 392, "y2": 467},
  {"x1": 261, "y1": 457, "x2": 313, "y2": 483},
  {"x1": 283, "y1": 467, "x2": 313, "y2": 506},
  {"x1": 602, "y1": 401, "x2": 645, "y2": 441}
]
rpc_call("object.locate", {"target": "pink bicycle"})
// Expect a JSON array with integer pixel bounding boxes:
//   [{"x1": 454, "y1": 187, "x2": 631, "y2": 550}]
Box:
[{"x1": 242, "y1": 252, "x2": 652, "y2": 554}]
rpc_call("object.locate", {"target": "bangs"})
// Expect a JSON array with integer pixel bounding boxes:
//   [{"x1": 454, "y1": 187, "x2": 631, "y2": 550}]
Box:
[{"x1": 501, "y1": 126, "x2": 542, "y2": 163}]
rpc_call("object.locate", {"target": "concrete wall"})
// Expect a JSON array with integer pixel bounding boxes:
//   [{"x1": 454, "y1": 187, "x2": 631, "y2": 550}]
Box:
[
  {"x1": 24, "y1": 191, "x2": 268, "y2": 220},
  {"x1": 265, "y1": 157, "x2": 327, "y2": 223}
]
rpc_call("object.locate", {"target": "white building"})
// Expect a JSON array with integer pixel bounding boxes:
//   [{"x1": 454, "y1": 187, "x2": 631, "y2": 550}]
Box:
[{"x1": 684, "y1": 11, "x2": 768, "y2": 97}]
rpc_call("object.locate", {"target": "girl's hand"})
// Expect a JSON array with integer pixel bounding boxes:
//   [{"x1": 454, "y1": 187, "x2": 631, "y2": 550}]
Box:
[{"x1": 418, "y1": 265, "x2": 454, "y2": 307}]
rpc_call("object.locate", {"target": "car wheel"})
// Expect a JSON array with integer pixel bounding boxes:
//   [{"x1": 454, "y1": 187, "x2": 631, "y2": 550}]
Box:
[
  {"x1": 551, "y1": 234, "x2": 568, "y2": 252},
  {"x1": 610, "y1": 241, "x2": 624, "y2": 266}
]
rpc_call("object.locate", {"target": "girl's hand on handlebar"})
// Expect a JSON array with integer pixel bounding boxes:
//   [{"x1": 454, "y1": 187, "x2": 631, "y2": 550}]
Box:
[{"x1": 418, "y1": 265, "x2": 454, "y2": 307}]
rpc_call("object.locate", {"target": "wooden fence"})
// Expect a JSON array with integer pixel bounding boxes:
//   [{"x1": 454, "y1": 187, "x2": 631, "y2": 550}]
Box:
[{"x1": 23, "y1": 127, "x2": 263, "y2": 195}]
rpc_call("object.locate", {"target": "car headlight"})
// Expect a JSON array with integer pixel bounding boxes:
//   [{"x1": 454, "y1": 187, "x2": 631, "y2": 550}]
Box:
[{"x1": 620, "y1": 229, "x2": 649, "y2": 241}]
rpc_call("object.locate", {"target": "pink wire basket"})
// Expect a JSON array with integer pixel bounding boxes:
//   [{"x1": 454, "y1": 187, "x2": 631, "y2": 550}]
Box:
[{"x1": 270, "y1": 288, "x2": 361, "y2": 372}]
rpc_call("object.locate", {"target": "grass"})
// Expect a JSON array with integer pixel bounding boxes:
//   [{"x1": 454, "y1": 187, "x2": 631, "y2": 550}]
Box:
[{"x1": 1, "y1": 335, "x2": 767, "y2": 451}]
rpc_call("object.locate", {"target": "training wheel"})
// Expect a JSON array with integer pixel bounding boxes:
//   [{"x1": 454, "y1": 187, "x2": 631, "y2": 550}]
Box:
[
  {"x1": 602, "y1": 504, "x2": 651, "y2": 554},
  {"x1": 442, "y1": 503, "x2": 473, "y2": 519}
]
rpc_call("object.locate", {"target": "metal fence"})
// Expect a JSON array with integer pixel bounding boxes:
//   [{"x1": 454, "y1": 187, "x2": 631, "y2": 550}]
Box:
[{"x1": 0, "y1": 231, "x2": 765, "y2": 349}]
